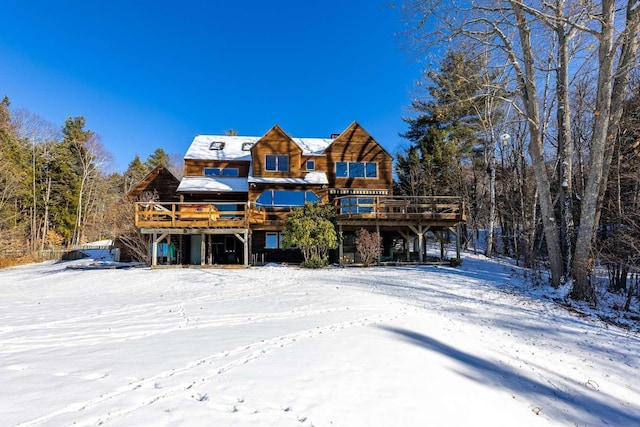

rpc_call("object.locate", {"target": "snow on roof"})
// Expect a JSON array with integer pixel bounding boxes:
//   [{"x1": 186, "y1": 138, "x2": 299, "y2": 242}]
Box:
[
  {"x1": 184, "y1": 134, "x2": 334, "y2": 161},
  {"x1": 177, "y1": 177, "x2": 248, "y2": 193},
  {"x1": 248, "y1": 172, "x2": 328, "y2": 185},
  {"x1": 293, "y1": 138, "x2": 335, "y2": 155},
  {"x1": 184, "y1": 136, "x2": 260, "y2": 161}
]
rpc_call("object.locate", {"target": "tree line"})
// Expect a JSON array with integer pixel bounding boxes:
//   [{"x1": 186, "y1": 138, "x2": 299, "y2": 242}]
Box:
[
  {"x1": 394, "y1": 0, "x2": 640, "y2": 306},
  {"x1": 0, "y1": 96, "x2": 180, "y2": 265}
]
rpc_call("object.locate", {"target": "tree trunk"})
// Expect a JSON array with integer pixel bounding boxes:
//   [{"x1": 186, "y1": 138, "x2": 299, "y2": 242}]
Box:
[
  {"x1": 571, "y1": 0, "x2": 640, "y2": 303},
  {"x1": 511, "y1": 1, "x2": 563, "y2": 286}
]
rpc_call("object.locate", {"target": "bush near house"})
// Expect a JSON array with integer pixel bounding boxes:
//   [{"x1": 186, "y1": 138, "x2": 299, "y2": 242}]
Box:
[
  {"x1": 355, "y1": 228, "x2": 382, "y2": 267},
  {"x1": 282, "y1": 203, "x2": 338, "y2": 268}
]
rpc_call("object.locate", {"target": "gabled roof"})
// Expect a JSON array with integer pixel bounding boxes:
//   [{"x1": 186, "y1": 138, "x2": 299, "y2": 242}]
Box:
[
  {"x1": 330, "y1": 121, "x2": 393, "y2": 159},
  {"x1": 125, "y1": 164, "x2": 180, "y2": 200},
  {"x1": 185, "y1": 126, "x2": 335, "y2": 161}
]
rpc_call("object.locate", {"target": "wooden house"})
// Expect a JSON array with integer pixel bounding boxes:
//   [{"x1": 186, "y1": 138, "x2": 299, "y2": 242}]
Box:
[{"x1": 133, "y1": 122, "x2": 465, "y2": 266}]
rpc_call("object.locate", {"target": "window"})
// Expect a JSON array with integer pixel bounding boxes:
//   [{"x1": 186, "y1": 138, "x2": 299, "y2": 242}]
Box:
[
  {"x1": 209, "y1": 141, "x2": 225, "y2": 150},
  {"x1": 256, "y1": 190, "x2": 320, "y2": 207},
  {"x1": 204, "y1": 168, "x2": 239, "y2": 177},
  {"x1": 266, "y1": 232, "x2": 285, "y2": 249},
  {"x1": 306, "y1": 160, "x2": 315, "y2": 171},
  {"x1": 265, "y1": 154, "x2": 289, "y2": 172},
  {"x1": 340, "y1": 197, "x2": 375, "y2": 214},
  {"x1": 241, "y1": 142, "x2": 253, "y2": 151},
  {"x1": 335, "y1": 162, "x2": 377, "y2": 178}
]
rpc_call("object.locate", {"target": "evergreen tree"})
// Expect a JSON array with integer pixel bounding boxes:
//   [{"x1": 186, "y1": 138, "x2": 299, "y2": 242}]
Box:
[
  {"x1": 145, "y1": 148, "x2": 170, "y2": 169},
  {"x1": 396, "y1": 50, "x2": 493, "y2": 196}
]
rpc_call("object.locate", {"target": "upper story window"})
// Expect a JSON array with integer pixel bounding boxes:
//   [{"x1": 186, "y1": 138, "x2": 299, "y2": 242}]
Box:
[
  {"x1": 306, "y1": 160, "x2": 315, "y2": 171},
  {"x1": 335, "y1": 161, "x2": 377, "y2": 178},
  {"x1": 265, "y1": 154, "x2": 289, "y2": 172},
  {"x1": 209, "y1": 141, "x2": 225, "y2": 150},
  {"x1": 204, "y1": 167, "x2": 239, "y2": 177}
]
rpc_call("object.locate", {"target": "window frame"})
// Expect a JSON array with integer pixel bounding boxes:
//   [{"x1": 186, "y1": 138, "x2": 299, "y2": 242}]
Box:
[
  {"x1": 306, "y1": 160, "x2": 316, "y2": 171},
  {"x1": 265, "y1": 232, "x2": 284, "y2": 249},
  {"x1": 203, "y1": 167, "x2": 239, "y2": 177},
  {"x1": 334, "y1": 161, "x2": 378, "y2": 178},
  {"x1": 265, "y1": 154, "x2": 289, "y2": 172}
]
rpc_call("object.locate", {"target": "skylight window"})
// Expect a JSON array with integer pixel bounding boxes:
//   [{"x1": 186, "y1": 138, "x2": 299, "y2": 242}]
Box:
[
  {"x1": 241, "y1": 142, "x2": 253, "y2": 151},
  {"x1": 209, "y1": 141, "x2": 225, "y2": 150}
]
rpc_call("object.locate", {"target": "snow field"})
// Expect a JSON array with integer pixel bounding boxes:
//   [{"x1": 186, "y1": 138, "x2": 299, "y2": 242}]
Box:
[{"x1": 0, "y1": 255, "x2": 638, "y2": 426}]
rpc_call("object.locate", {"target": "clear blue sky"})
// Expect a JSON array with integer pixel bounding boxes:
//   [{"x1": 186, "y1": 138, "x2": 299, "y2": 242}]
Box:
[{"x1": 0, "y1": 1, "x2": 421, "y2": 172}]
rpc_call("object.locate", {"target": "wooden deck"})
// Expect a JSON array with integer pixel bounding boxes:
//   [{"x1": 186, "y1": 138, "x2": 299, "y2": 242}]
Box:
[
  {"x1": 135, "y1": 196, "x2": 466, "y2": 230},
  {"x1": 135, "y1": 202, "x2": 248, "y2": 229},
  {"x1": 334, "y1": 196, "x2": 465, "y2": 226}
]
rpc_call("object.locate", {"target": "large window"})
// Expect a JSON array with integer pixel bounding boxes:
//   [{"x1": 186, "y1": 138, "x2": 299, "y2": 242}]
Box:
[
  {"x1": 265, "y1": 154, "x2": 289, "y2": 172},
  {"x1": 265, "y1": 232, "x2": 285, "y2": 249},
  {"x1": 335, "y1": 162, "x2": 377, "y2": 178},
  {"x1": 256, "y1": 190, "x2": 320, "y2": 207},
  {"x1": 204, "y1": 167, "x2": 239, "y2": 177}
]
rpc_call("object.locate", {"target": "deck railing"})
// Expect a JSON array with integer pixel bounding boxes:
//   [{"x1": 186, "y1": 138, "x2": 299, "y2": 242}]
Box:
[
  {"x1": 334, "y1": 195, "x2": 465, "y2": 222},
  {"x1": 135, "y1": 196, "x2": 465, "y2": 229},
  {"x1": 134, "y1": 202, "x2": 248, "y2": 228}
]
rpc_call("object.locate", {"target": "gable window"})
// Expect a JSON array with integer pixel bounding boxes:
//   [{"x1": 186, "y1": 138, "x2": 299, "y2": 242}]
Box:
[
  {"x1": 335, "y1": 162, "x2": 378, "y2": 178},
  {"x1": 306, "y1": 160, "x2": 315, "y2": 171},
  {"x1": 265, "y1": 154, "x2": 289, "y2": 172},
  {"x1": 209, "y1": 141, "x2": 225, "y2": 150},
  {"x1": 256, "y1": 190, "x2": 320, "y2": 207},
  {"x1": 265, "y1": 232, "x2": 285, "y2": 249},
  {"x1": 204, "y1": 167, "x2": 239, "y2": 177}
]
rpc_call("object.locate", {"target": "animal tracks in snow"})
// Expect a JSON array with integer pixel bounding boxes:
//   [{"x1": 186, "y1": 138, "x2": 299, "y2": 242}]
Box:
[{"x1": 16, "y1": 309, "x2": 397, "y2": 426}]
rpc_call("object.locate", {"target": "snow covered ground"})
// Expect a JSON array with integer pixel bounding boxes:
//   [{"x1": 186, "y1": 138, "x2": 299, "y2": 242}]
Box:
[{"x1": 0, "y1": 255, "x2": 638, "y2": 426}]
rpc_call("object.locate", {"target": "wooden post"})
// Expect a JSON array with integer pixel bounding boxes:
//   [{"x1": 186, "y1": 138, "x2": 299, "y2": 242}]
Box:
[
  {"x1": 440, "y1": 230, "x2": 445, "y2": 261},
  {"x1": 338, "y1": 224, "x2": 344, "y2": 266},
  {"x1": 376, "y1": 223, "x2": 381, "y2": 265},
  {"x1": 455, "y1": 225, "x2": 461, "y2": 260},
  {"x1": 152, "y1": 232, "x2": 158, "y2": 266},
  {"x1": 244, "y1": 231, "x2": 249, "y2": 267},
  {"x1": 200, "y1": 233, "x2": 205, "y2": 266}
]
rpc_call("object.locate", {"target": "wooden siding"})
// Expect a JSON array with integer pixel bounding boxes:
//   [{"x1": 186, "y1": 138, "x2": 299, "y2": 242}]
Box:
[
  {"x1": 127, "y1": 165, "x2": 181, "y2": 202},
  {"x1": 250, "y1": 125, "x2": 303, "y2": 178},
  {"x1": 324, "y1": 122, "x2": 393, "y2": 193}
]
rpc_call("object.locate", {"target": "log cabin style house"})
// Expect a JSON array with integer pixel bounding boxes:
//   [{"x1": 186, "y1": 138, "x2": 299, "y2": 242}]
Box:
[{"x1": 132, "y1": 122, "x2": 465, "y2": 267}]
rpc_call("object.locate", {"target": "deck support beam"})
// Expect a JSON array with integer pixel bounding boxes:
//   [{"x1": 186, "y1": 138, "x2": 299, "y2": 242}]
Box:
[
  {"x1": 200, "y1": 233, "x2": 205, "y2": 266},
  {"x1": 408, "y1": 225, "x2": 429, "y2": 263},
  {"x1": 338, "y1": 224, "x2": 344, "y2": 266},
  {"x1": 152, "y1": 232, "x2": 169, "y2": 266},
  {"x1": 233, "y1": 232, "x2": 249, "y2": 267}
]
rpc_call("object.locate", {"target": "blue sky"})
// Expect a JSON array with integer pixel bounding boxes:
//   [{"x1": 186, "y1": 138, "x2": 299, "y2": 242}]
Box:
[{"x1": 1, "y1": 1, "x2": 421, "y2": 172}]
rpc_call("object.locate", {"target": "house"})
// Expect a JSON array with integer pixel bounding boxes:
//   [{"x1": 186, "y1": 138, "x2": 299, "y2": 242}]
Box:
[{"x1": 133, "y1": 122, "x2": 465, "y2": 266}]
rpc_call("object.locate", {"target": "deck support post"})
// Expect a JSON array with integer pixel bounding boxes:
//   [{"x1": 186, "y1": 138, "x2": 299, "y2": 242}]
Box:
[
  {"x1": 152, "y1": 232, "x2": 169, "y2": 267},
  {"x1": 338, "y1": 224, "x2": 344, "y2": 266},
  {"x1": 452, "y1": 225, "x2": 461, "y2": 260},
  {"x1": 200, "y1": 233, "x2": 205, "y2": 266},
  {"x1": 440, "y1": 231, "x2": 445, "y2": 261},
  {"x1": 409, "y1": 225, "x2": 429, "y2": 264},
  {"x1": 376, "y1": 223, "x2": 381, "y2": 265},
  {"x1": 152, "y1": 233, "x2": 158, "y2": 266},
  {"x1": 233, "y1": 232, "x2": 249, "y2": 267}
]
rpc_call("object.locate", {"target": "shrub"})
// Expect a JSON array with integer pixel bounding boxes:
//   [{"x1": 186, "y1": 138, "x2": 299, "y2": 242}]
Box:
[
  {"x1": 449, "y1": 257, "x2": 463, "y2": 267},
  {"x1": 355, "y1": 228, "x2": 382, "y2": 267},
  {"x1": 282, "y1": 203, "x2": 338, "y2": 268}
]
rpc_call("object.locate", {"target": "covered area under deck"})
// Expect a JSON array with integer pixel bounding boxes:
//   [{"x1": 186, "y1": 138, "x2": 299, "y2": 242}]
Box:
[{"x1": 334, "y1": 196, "x2": 466, "y2": 265}]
